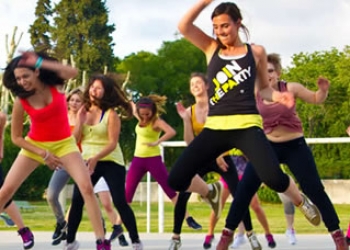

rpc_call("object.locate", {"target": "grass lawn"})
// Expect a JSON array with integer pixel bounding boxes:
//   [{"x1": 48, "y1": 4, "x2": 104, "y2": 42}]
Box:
[{"x1": 1, "y1": 201, "x2": 349, "y2": 234}]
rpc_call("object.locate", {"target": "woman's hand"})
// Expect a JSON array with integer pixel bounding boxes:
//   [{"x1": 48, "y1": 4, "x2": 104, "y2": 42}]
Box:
[
  {"x1": 176, "y1": 102, "x2": 190, "y2": 120},
  {"x1": 317, "y1": 77, "x2": 330, "y2": 92},
  {"x1": 86, "y1": 157, "x2": 98, "y2": 175},
  {"x1": 216, "y1": 156, "x2": 229, "y2": 172},
  {"x1": 43, "y1": 151, "x2": 62, "y2": 171},
  {"x1": 18, "y1": 51, "x2": 39, "y2": 67},
  {"x1": 275, "y1": 91, "x2": 295, "y2": 109}
]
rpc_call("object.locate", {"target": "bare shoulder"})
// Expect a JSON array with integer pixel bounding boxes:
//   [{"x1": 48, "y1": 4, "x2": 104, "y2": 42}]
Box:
[{"x1": 251, "y1": 44, "x2": 266, "y2": 58}]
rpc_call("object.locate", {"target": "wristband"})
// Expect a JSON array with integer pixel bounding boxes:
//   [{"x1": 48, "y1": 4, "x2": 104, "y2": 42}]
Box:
[{"x1": 35, "y1": 57, "x2": 43, "y2": 69}]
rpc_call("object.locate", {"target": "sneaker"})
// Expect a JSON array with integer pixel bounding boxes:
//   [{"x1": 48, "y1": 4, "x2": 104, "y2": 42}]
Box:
[
  {"x1": 132, "y1": 240, "x2": 143, "y2": 250},
  {"x1": 217, "y1": 229, "x2": 234, "y2": 250},
  {"x1": 186, "y1": 216, "x2": 202, "y2": 230},
  {"x1": 52, "y1": 221, "x2": 67, "y2": 245},
  {"x1": 118, "y1": 234, "x2": 129, "y2": 247},
  {"x1": 168, "y1": 237, "x2": 181, "y2": 250},
  {"x1": 231, "y1": 233, "x2": 245, "y2": 248},
  {"x1": 203, "y1": 234, "x2": 214, "y2": 249},
  {"x1": 331, "y1": 229, "x2": 348, "y2": 250},
  {"x1": 0, "y1": 213, "x2": 15, "y2": 226},
  {"x1": 203, "y1": 182, "x2": 223, "y2": 219},
  {"x1": 265, "y1": 234, "x2": 276, "y2": 248},
  {"x1": 298, "y1": 193, "x2": 321, "y2": 226},
  {"x1": 109, "y1": 224, "x2": 123, "y2": 242},
  {"x1": 96, "y1": 239, "x2": 111, "y2": 250},
  {"x1": 18, "y1": 227, "x2": 34, "y2": 250},
  {"x1": 247, "y1": 232, "x2": 262, "y2": 250},
  {"x1": 63, "y1": 240, "x2": 79, "y2": 250},
  {"x1": 286, "y1": 228, "x2": 297, "y2": 245}
]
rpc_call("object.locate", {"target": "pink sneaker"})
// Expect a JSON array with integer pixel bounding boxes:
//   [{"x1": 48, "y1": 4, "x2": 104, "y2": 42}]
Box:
[
  {"x1": 203, "y1": 234, "x2": 214, "y2": 249},
  {"x1": 18, "y1": 227, "x2": 34, "y2": 249},
  {"x1": 216, "y1": 229, "x2": 233, "y2": 250},
  {"x1": 96, "y1": 239, "x2": 111, "y2": 250}
]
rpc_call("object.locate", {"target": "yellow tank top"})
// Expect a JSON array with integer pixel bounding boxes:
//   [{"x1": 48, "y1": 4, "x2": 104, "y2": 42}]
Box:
[
  {"x1": 81, "y1": 109, "x2": 125, "y2": 166},
  {"x1": 191, "y1": 105, "x2": 205, "y2": 136},
  {"x1": 134, "y1": 122, "x2": 161, "y2": 157}
]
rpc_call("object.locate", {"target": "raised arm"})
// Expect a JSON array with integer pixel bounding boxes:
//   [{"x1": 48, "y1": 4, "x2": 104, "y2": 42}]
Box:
[
  {"x1": 176, "y1": 102, "x2": 195, "y2": 145},
  {"x1": 19, "y1": 51, "x2": 78, "y2": 80},
  {"x1": 288, "y1": 77, "x2": 329, "y2": 104},
  {"x1": 178, "y1": 0, "x2": 217, "y2": 60}
]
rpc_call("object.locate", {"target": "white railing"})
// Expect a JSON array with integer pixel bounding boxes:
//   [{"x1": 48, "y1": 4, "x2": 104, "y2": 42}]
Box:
[{"x1": 144, "y1": 137, "x2": 350, "y2": 233}]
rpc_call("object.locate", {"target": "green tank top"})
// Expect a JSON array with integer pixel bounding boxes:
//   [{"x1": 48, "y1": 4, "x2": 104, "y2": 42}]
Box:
[
  {"x1": 81, "y1": 109, "x2": 125, "y2": 166},
  {"x1": 134, "y1": 122, "x2": 161, "y2": 157}
]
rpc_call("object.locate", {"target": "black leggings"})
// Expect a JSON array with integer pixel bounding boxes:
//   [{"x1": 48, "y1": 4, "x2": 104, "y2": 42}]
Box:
[
  {"x1": 66, "y1": 161, "x2": 140, "y2": 243},
  {"x1": 270, "y1": 137, "x2": 339, "y2": 231},
  {"x1": 172, "y1": 156, "x2": 253, "y2": 234},
  {"x1": 168, "y1": 127, "x2": 290, "y2": 231}
]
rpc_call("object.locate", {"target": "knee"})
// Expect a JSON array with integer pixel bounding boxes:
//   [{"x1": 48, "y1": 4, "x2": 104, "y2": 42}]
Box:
[
  {"x1": 167, "y1": 175, "x2": 187, "y2": 192},
  {"x1": 263, "y1": 175, "x2": 289, "y2": 193},
  {"x1": 46, "y1": 188, "x2": 58, "y2": 203},
  {"x1": 76, "y1": 182, "x2": 94, "y2": 197}
]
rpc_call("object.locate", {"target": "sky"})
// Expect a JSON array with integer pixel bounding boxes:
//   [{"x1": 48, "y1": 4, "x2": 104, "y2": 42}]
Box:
[{"x1": 0, "y1": 0, "x2": 349, "y2": 69}]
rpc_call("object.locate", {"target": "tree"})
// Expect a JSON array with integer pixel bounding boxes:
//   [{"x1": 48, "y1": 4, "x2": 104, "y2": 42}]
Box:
[
  {"x1": 29, "y1": 0, "x2": 53, "y2": 51},
  {"x1": 30, "y1": 0, "x2": 115, "y2": 75}
]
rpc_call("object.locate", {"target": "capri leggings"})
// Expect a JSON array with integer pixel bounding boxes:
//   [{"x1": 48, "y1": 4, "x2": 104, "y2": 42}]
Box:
[
  {"x1": 168, "y1": 126, "x2": 290, "y2": 231},
  {"x1": 125, "y1": 156, "x2": 176, "y2": 203}
]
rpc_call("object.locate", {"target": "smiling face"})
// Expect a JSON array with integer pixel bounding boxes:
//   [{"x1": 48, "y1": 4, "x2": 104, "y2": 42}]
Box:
[
  {"x1": 89, "y1": 79, "x2": 105, "y2": 102},
  {"x1": 13, "y1": 67, "x2": 39, "y2": 91},
  {"x1": 190, "y1": 76, "x2": 208, "y2": 97},
  {"x1": 212, "y1": 14, "x2": 241, "y2": 46}
]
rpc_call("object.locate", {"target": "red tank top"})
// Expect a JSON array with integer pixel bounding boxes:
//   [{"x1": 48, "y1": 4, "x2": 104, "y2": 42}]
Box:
[
  {"x1": 20, "y1": 87, "x2": 71, "y2": 141},
  {"x1": 256, "y1": 81, "x2": 303, "y2": 134}
]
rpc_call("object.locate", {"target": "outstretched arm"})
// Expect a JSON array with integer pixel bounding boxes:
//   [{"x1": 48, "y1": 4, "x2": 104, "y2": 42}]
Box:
[{"x1": 289, "y1": 77, "x2": 329, "y2": 104}]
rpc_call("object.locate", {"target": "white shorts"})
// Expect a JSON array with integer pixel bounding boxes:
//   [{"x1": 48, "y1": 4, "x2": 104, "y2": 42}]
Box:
[{"x1": 93, "y1": 177, "x2": 110, "y2": 193}]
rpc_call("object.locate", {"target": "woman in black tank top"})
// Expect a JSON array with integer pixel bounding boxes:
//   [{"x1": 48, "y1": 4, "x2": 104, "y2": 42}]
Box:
[{"x1": 168, "y1": 1, "x2": 326, "y2": 250}]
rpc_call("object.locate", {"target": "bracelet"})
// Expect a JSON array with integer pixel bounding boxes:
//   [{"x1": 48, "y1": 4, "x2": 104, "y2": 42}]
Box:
[
  {"x1": 43, "y1": 150, "x2": 49, "y2": 161},
  {"x1": 35, "y1": 57, "x2": 43, "y2": 69}
]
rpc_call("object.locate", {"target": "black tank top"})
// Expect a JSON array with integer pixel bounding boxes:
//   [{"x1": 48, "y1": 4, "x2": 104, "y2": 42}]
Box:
[{"x1": 207, "y1": 44, "x2": 258, "y2": 116}]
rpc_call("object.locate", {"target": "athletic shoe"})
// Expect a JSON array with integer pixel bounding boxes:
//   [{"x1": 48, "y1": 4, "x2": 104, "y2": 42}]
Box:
[
  {"x1": 0, "y1": 213, "x2": 15, "y2": 226},
  {"x1": 216, "y1": 229, "x2": 234, "y2": 250},
  {"x1": 168, "y1": 237, "x2": 181, "y2": 250},
  {"x1": 247, "y1": 232, "x2": 262, "y2": 250},
  {"x1": 231, "y1": 233, "x2": 245, "y2": 248},
  {"x1": 298, "y1": 193, "x2": 321, "y2": 226},
  {"x1": 331, "y1": 229, "x2": 348, "y2": 250},
  {"x1": 52, "y1": 220, "x2": 67, "y2": 245},
  {"x1": 203, "y1": 182, "x2": 223, "y2": 219},
  {"x1": 109, "y1": 224, "x2": 123, "y2": 242},
  {"x1": 203, "y1": 234, "x2": 214, "y2": 249},
  {"x1": 286, "y1": 228, "x2": 297, "y2": 245},
  {"x1": 186, "y1": 216, "x2": 202, "y2": 230},
  {"x1": 63, "y1": 240, "x2": 79, "y2": 250},
  {"x1": 265, "y1": 234, "x2": 276, "y2": 248},
  {"x1": 18, "y1": 227, "x2": 34, "y2": 250},
  {"x1": 118, "y1": 234, "x2": 129, "y2": 247},
  {"x1": 132, "y1": 240, "x2": 143, "y2": 250},
  {"x1": 96, "y1": 239, "x2": 111, "y2": 250}
]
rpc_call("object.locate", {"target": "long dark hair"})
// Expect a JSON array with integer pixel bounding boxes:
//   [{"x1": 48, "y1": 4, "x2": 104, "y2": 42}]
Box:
[
  {"x1": 3, "y1": 52, "x2": 65, "y2": 98},
  {"x1": 83, "y1": 73, "x2": 133, "y2": 119}
]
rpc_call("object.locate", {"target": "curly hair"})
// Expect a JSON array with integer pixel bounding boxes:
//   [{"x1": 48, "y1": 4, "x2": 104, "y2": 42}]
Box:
[
  {"x1": 83, "y1": 73, "x2": 132, "y2": 119},
  {"x1": 3, "y1": 52, "x2": 65, "y2": 98}
]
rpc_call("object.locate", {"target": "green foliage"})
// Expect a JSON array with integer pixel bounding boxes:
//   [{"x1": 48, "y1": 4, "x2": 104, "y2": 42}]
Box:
[
  {"x1": 29, "y1": 0, "x2": 115, "y2": 76},
  {"x1": 257, "y1": 185, "x2": 281, "y2": 203}
]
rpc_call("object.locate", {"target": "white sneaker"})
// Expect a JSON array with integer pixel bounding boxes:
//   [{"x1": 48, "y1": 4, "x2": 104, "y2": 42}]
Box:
[
  {"x1": 231, "y1": 234, "x2": 246, "y2": 248},
  {"x1": 132, "y1": 241, "x2": 143, "y2": 250},
  {"x1": 63, "y1": 240, "x2": 79, "y2": 250},
  {"x1": 247, "y1": 232, "x2": 262, "y2": 250},
  {"x1": 286, "y1": 229, "x2": 297, "y2": 245}
]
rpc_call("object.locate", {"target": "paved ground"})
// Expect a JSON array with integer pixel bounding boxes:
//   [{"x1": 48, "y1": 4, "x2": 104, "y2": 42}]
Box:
[{"x1": 0, "y1": 231, "x2": 338, "y2": 249}]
